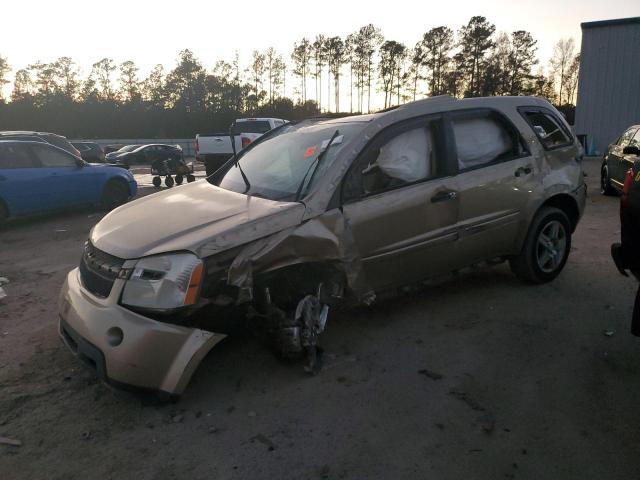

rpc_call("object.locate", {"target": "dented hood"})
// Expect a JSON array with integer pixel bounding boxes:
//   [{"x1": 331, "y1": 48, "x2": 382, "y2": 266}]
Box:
[{"x1": 90, "y1": 180, "x2": 305, "y2": 259}]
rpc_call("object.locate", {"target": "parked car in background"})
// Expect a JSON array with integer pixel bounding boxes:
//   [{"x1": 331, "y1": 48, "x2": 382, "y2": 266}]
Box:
[
  {"x1": 611, "y1": 157, "x2": 640, "y2": 336},
  {"x1": 0, "y1": 140, "x2": 137, "y2": 227},
  {"x1": 0, "y1": 131, "x2": 82, "y2": 157},
  {"x1": 601, "y1": 124, "x2": 640, "y2": 195},
  {"x1": 196, "y1": 118, "x2": 287, "y2": 175},
  {"x1": 104, "y1": 144, "x2": 127, "y2": 155},
  {"x1": 106, "y1": 144, "x2": 182, "y2": 167},
  {"x1": 58, "y1": 95, "x2": 586, "y2": 397},
  {"x1": 72, "y1": 142, "x2": 106, "y2": 163}
]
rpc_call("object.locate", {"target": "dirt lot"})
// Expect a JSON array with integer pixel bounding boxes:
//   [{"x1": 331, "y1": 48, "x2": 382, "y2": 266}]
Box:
[{"x1": 1, "y1": 158, "x2": 639, "y2": 480}]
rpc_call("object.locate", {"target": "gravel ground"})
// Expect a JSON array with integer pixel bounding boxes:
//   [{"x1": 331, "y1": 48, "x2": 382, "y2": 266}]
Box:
[{"x1": 1, "y1": 158, "x2": 639, "y2": 480}]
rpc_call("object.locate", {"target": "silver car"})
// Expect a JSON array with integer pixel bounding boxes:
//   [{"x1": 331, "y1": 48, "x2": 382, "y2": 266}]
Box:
[{"x1": 59, "y1": 95, "x2": 587, "y2": 397}]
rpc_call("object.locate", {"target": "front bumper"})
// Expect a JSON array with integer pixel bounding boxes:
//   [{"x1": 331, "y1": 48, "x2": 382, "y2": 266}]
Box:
[{"x1": 58, "y1": 268, "x2": 225, "y2": 395}]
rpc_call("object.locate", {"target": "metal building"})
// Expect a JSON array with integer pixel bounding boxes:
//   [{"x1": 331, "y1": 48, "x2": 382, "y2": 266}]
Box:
[{"x1": 574, "y1": 17, "x2": 640, "y2": 155}]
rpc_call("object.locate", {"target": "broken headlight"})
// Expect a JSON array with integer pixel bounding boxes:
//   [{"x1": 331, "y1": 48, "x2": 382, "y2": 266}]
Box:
[{"x1": 121, "y1": 252, "x2": 203, "y2": 311}]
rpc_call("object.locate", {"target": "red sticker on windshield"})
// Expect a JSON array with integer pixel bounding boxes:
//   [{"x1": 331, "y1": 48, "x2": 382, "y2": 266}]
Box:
[{"x1": 304, "y1": 146, "x2": 317, "y2": 158}]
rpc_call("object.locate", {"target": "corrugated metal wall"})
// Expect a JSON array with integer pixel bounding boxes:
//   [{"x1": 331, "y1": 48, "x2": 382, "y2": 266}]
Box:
[{"x1": 574, "y1": 21, "x2": 640, "y2": 155}]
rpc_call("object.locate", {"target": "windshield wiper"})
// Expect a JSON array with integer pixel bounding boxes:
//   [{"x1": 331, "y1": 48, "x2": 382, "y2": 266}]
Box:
[
  {"x1": 229, "y1": 120, "x2": 251, "y2": 194},
  {"x1": 294, "y1": 129, "x2": 340, "y2": 201}
]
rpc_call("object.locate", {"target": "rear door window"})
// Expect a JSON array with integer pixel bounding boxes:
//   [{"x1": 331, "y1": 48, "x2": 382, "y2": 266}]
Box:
[
  {"x1": 0, "y1": 144, "x2": 38, "y2": 169},
  {"x1": 520, "y1": 109, "x2": 572, "y2": 149},
  {"x1": 451, "y1": 112, "x2": 525, "y2": 172},
  {"x1": 233, "y1": 121, "x2": 272, "y2": 134}
]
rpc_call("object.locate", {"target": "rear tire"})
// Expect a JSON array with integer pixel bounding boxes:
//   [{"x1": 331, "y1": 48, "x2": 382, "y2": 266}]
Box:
[
  {"x1": 186, "y1": 174, "x2": 196, "y2": 183},
  {"x1": 601, "y1": 164, "x2": 617, "y2": 196},
  {"x1": 509, "y1": 207, "x2": 572, "y2": 283},
  {"x1": 101, "y1": 180, "x2": 129, "y2": 211}
]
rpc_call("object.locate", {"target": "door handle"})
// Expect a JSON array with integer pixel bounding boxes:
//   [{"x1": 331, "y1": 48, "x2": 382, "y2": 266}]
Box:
[
  {"x1": 515, "y1": 165, "x2": 533, "y2": 177},
  {"x1": 431, "y1": 190, "x2": 457, "y2": 203}
]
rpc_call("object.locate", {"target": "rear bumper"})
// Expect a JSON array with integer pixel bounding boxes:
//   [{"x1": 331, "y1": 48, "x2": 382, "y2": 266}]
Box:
[
  {"x1": 58, "y1": 268, "x2": 225, "y2": 395},
  {"x1": 574, "y1": 182, "x2": 587, "y2": 225}
]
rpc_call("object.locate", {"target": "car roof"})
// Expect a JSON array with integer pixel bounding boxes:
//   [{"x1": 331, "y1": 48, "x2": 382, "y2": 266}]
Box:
[
  {"x1": 0, "y1": 130, "x2": 65, "y2": 137},
  {"x1": 310, "y1": 95, "x2": 553, "y2": 125},
  {"x1": 0, "y1": 139, "x2": 72, "y2": 151}
]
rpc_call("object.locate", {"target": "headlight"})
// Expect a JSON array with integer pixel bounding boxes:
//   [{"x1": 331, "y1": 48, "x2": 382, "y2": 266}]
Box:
[{"x1": 121, "y1": 252, "x2": 203, "y2": 310}]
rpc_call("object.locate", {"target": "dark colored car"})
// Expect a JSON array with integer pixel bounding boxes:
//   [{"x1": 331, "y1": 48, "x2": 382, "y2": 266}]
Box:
[
  {"x1": 72, "y1": 142, "x2": 106, "y2": 163},
  {"x1": 104, "y1": 144, "x2": 126, "y2": 155},
  {"x1": 105, "y1": 144, "x2": 183, "y2": 166},
  {"x1": 611, "y1": 159, "x2": 640, "y2": 335},
  {"x1": 0, "y1": 140, "x2": 137, "y2": 227},
  {"x1": 601, "y1": 124, "x2": 640, "y2": 195},
  {"x1": 0, "y1": 131, "x2": 82, "y2": 158}
]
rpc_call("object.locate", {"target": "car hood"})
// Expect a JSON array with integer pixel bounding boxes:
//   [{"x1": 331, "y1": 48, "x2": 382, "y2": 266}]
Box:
[{"x1": 90, "y1": 180, "x2": 305, "y2": 259}]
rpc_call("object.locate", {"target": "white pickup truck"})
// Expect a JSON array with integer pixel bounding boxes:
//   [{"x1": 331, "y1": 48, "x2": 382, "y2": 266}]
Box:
[{"x1": 196, "y1": 118, "x2": 287, "y2": 175}]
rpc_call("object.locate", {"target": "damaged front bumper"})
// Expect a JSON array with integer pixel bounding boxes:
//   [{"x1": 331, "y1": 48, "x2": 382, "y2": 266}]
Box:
[{"x1": 58, "y1": 268, "x2": 225, "y2": 396}]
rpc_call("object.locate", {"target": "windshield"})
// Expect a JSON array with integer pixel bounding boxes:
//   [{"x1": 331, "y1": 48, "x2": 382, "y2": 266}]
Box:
[{"x1": 213, "y1": 121, "x2": 366, "y2": 201}]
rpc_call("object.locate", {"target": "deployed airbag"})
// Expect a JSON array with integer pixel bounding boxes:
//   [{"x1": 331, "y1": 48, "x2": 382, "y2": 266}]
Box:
[
  {"x1": 375, "y1": 127, "x2": 431, "y2": 182},
  {"x1": 453, "y1": 117, "x2": 512, "y2": 170}
]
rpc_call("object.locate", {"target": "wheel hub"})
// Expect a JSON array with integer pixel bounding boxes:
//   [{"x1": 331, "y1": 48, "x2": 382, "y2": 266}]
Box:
[{"x1": 536, "y1": 220, "x2": 567, "y2": 273}]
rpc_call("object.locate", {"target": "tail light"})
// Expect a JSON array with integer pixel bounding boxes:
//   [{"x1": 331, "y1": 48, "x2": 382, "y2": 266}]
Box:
[
  {"x1": 241, "y1": 136, "x2": 252, "y2": 149},
  {"x1": 621, "y1": 168, "x2": 634, "y2": 220},
  {"x1": 623, "y1": 168, "x2": 634, "y2": 194}
]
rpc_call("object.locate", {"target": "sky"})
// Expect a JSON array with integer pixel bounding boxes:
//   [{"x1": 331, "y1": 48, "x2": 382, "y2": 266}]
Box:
[{"x1": 1, "y1": 0, "x2": 639, "y2": 108}]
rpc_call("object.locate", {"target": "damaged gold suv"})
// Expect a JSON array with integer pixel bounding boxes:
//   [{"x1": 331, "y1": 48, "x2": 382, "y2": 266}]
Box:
[{"x1": 59, "y1": 96, "x2": 586, "y2": 397}]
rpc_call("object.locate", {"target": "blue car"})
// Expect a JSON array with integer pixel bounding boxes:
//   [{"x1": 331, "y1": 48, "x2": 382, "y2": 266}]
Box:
[{"x1": 0, "y1": 140, "x2": 137, "y2": 226}]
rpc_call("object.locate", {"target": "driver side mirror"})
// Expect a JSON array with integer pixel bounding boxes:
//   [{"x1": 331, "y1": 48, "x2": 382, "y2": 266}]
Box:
[
  {"x1": 623, "y1": 145, "x2": 640, "y2": 156},
  {"x1": 75, "y1": 157, "x2": 85, "y2": 167}
]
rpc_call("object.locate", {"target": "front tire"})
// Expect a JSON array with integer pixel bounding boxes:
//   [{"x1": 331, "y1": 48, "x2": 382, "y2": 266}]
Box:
[
  {"x1": 601, "y1": 164, "x2": 617, "y2": 196},
  {"x1": 165, "y1": 176, "x2": 174, "y2": 188},
  {"x1": 101, "y1": 180, "x2": 130, "y2": 211},
  {"x1": 509, "y1": 207, "x2": 572, "y2": 283}
]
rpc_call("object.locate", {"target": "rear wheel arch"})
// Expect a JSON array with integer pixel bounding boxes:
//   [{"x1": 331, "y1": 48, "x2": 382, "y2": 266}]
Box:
[{"x1": 540, "y1": 194, "x2": 580, "y2": 233}]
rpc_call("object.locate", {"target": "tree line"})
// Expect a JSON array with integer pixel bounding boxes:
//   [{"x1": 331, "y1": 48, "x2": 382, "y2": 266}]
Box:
[{"x1": 0, "y1": 16, "x2": 581, "y2": 138}]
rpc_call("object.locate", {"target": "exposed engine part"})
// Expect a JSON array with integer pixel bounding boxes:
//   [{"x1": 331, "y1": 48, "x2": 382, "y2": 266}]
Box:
[{"x1": 266, "y1": 285, "x2": 329, "y2": 374}]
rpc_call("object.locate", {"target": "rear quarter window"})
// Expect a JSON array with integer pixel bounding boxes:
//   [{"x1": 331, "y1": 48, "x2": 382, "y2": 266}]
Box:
[{"x1": 519, "y1": 108, "x2": 573, "y2": 150}]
